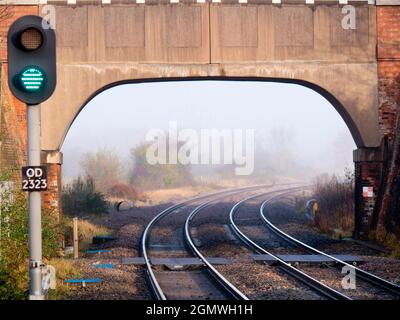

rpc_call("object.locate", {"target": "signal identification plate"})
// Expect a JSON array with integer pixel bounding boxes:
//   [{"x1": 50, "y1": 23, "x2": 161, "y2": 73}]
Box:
[{"x1": 21, "y1": 166, "x2": 48, "y2": 191}]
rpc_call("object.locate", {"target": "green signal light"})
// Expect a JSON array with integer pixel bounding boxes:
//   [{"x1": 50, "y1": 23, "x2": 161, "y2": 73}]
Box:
[{"x1": 18, "y1": 66, "x2": 46, "y2": 93}]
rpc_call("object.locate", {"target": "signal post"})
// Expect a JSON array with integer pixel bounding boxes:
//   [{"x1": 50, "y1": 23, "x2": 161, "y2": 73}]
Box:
[{"x1": 7, "y1": 16, "x2": 56, "y2": 300}]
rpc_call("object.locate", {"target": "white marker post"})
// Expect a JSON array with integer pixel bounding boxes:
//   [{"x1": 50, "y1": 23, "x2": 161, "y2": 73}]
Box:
[{"x1": 73, "y1": 217, "x2": 79, "y2": 259}]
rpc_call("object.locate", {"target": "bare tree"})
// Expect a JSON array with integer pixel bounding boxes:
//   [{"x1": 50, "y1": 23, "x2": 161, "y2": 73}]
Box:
[{"x1": 80, "y1": 147, "x2": 125, "y2": 194}]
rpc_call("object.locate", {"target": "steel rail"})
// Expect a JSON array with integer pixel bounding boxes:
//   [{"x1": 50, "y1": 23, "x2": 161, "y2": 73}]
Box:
[
  {"x1": 140, "y1": 184, "x2": 275, "y2": 300},
  {"x1": 185, "y1": 201, "x2": 249, "y2": 300},
  {"x1": 229, "y1": 188, "x2": 352, "y2": 300},
  {"x1": 259, "y1": 192, "x2": 400, "y2": 297}
]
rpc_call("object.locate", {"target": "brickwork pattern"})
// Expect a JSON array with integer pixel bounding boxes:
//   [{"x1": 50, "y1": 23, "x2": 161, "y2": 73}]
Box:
[
  {"x1": 0, "y1": 6, "x2": 38, "y2": 176},
  {"x1": 377, "y1": 6, "x2": 400, "y2": 139},
  {"x1": 354, "y1": 161, "x2": 383, "y2": 238},
  {"x1": 376, "y1": 6, "x2": 400, "y2": 236}
]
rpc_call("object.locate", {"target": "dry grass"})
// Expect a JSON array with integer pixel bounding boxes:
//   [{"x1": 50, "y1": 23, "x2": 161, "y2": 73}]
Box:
[
  {"x1": 139, "y1": 178, "x2": 271, "y2": 206},
  {"x1": 135, "y1": 177, "x2": 292, "y2": 206},
  {"x1": 139, "y1": 185, "x2": 216, "y2": 206},
  {"x1": 77, "y1": 219, "x2": 110, "y2": 242},
  {"x1": 199, "y1": 178, "x2": 251, "y2": 188},
  {"x1": 48, "y1": 218, "x2": 111, "y2": 299},
  {"x1": 313, "y1": 173, "x2": 354, "y2": 237},
  {"x1": 370, "y1": 228, "x2": 400, "y2": 259},
  {"x1": 48, "y1": 258, "x2": 80, "y2": 280},
  {"x1": 46, "y1": 258, "x2": 80, "y2": 300},
  {"x1": 63, "y1": 217, "x2": 111, "y2": 250}
]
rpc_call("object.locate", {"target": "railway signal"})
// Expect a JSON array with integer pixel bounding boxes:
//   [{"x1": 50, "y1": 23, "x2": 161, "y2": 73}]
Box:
[
  {"x1": 7, "y1": 15, "x2": 56, "y2": 105},
  {"x1": 7, "y1": 15, "x2": 56, "y2": 300}
]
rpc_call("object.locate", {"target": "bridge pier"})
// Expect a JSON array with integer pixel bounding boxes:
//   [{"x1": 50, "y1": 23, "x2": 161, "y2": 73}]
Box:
[
  {"x1": 41, "y1": 150, "x2": 62, "y2": 222},
  {"x1": 353, "y1": 147, "x2": 385, "y2": 239}
]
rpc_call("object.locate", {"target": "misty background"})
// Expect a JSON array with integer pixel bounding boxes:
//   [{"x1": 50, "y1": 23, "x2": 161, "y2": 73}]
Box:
[{"x1": 61, "y1": 81, "x2": 356, "y2": 184}]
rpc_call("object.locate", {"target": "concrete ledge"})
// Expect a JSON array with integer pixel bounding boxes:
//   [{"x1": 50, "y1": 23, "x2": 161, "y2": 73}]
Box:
[
  {"x1": 41, "y1": 150, "x2": 63, "y2": 164},
  {"x1": 376, "y1": 0, "x2": 400, "y2": 4},
  {"x1": 0, "y1": 0, "x2": 43, "y2": 4}
]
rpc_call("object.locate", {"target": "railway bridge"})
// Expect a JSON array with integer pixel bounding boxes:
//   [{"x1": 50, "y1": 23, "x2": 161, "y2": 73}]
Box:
[{"x1": 0, "y1": 0, "x2": 399, "y2": 239}]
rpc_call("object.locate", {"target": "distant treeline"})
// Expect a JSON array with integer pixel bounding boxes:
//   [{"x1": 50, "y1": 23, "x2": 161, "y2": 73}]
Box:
[{"x1": 62, "y1": 143, "x2": 194, "y2": 215}]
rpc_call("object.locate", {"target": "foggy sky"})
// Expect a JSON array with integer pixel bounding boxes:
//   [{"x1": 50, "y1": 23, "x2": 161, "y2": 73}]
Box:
[{"x1": 61, "y1": 81, "x2": 356, "y2": 180}]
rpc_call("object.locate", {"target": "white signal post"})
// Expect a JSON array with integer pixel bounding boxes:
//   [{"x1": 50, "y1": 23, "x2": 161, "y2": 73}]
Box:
[{"x1": 27, "y1": 103, "x2": 44, "y2": 300}]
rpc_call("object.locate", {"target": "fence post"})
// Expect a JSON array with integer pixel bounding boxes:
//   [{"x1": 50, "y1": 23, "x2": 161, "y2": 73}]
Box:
[{"x1": 73, "y1": 217, "x2": 78, "y2": 259}]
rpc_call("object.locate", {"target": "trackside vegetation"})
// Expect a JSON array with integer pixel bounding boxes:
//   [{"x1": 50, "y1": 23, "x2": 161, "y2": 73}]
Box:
[{"x1": 0, "y1": 171, "x2": 60, "y2": 299}]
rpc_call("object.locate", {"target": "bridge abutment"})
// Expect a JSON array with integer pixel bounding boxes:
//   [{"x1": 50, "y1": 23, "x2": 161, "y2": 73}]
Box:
[
  {"x1": 41, "y1": 151, "x2": 62, "y2": 222},
  {"x1": 353, "y1": 147, "x2": 385, "y2": 239}
]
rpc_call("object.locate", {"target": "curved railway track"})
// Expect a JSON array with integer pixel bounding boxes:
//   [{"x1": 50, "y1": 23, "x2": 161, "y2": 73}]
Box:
[
  {"x1": 140, "y1": 185, "x2": 273, "y2": 300},
  {"x1": 228, "y1": 187, "x2": 400, "y2": 299},
  {"x1": 227, "y1": 187, "x2": 351, "y2": 300},
  {"x1": 141, "y1": 185, "x2": 400, "y2": 300},
  {"x1": 259, "y1": 191, "x2": 400, "y2": 298}
]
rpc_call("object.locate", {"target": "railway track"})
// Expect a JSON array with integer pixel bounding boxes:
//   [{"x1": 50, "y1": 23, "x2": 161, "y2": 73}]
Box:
[
  {"x1": 140, "y1": 185, "x2": 275, "y2": 300},
  {"x1": 142, "y1": 185, "x2": 400, "y2": 300},
  {"x1": 227, "y1": 187, "x2": 352, "y2": 300},
  {"x1": 228, "y1": 187, "x2": 400, "y2": 299},
  {"x1": 259, "y1": 191, "x2": 400, "y2": 298}
]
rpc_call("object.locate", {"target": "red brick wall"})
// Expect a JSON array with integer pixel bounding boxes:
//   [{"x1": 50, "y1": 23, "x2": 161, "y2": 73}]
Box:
[
  {"x1": 378, "y1": 62, "x2": 400, "y2": 140},
  {"x1": 0, "y1": 6, "x2": 38, "y2": 61},
  {"x1": 377, "y1": 6, "x2": 400, "y2": 61},
  {"x1": 377, "y1": 6, "x2": 400, "y2": 140},
  {"x1": 354, "y1": 161, "x2": 383, "y2": 238},
  {"x1": 376, "y1": 6, "x2": 400, "y2": 235},
  {"x1": 1, "y1": 64, "x2": 27, "y2": 173},
  {"x1": 0, "y1": 6, "x2": 38, "y2": 174}
]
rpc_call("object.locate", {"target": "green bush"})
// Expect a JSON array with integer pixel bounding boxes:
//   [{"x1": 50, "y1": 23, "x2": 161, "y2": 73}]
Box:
[
  {"x1": 0, "y1": 186, "x2": 60, "y2": 299},
  {"x1": 80, "y1": 148, "x2": 125, "y2": 194},
  {"x1": 62, "y1": 176, "x2": 109, "y2": 216}
]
